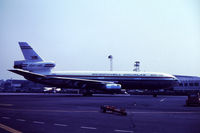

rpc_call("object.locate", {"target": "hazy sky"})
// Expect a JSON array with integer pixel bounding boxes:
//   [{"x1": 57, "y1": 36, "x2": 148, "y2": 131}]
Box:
[{"x1": 0, "y1": 0, "x2": 200, "y2": 80}]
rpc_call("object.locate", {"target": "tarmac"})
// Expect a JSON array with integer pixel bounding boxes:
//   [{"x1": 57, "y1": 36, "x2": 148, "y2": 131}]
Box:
[{"x1": 0, "y1": 93, "x2": 200, "y2": 133}]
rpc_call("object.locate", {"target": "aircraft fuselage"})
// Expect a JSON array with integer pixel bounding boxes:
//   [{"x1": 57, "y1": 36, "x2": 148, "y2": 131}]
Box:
[{"x1": 42, "y1": 71, "x2": 178, "y2": 89}]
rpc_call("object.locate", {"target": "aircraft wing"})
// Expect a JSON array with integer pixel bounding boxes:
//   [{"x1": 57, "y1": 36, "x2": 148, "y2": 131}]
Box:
[
  {"x1": 8, "y1": 69, "x2": 121, "y2": 90},
  {"x1": 9, "y1": 69, "x2": 45, "y2": 78}
]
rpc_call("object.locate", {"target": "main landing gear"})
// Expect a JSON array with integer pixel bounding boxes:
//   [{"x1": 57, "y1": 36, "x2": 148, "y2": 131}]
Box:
[{"x1": 80, "y1": 90, "x2": 93, "y2": 97}]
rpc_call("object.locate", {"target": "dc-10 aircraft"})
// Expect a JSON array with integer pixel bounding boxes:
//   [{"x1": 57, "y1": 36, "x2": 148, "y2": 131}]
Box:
[{"x1": 9, "y1": 42, "x2": 178, "y2": 94}]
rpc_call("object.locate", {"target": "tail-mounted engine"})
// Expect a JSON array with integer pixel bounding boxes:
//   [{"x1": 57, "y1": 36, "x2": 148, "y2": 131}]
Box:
[{"x1": 14, "y1": 60, "x2": 55, "y2": 72}]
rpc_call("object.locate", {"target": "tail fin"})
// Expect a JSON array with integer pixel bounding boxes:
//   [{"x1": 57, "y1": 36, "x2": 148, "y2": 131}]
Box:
[{"x1": 18, "y1": 42, "x2": 43, "y2": 62}]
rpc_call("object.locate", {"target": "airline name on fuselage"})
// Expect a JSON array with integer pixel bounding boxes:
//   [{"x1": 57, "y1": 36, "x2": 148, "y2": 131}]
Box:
[{"x1": 91, "y1": 73, "x2": 161, "y2": 77}]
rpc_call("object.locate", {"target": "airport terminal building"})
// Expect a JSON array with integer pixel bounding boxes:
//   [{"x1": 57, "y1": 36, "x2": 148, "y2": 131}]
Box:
[{"x1": 173, "y1": 75, "x2": 200, "y2": 93}]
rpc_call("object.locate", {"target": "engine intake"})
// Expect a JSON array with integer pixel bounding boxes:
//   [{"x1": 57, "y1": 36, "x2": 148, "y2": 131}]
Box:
[
  {"x1": 14, "y1": 60, "x2": 55, "y2": 72},
  {"x1": 104, "y1": 83, "x2": 121, "y2": 90},
  {"x1": 14, "y1": 60, "x2": 26, "y2": 69}
]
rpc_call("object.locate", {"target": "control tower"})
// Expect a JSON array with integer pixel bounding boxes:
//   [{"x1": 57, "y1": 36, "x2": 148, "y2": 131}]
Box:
[
  {"x1": 108, "y1": 55, "x2": 113, "y2": 71},
  {"x1": 133, "y1": 61, "x2": 140, "y2": 72}
]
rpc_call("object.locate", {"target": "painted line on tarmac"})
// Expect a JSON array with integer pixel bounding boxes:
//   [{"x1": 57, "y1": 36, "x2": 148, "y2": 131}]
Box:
[
  {"x1": 80, "y1": 126, "x2": 97, "y2": 130},
  {"x1": 0, "y1": 123, "x2": 22, "y2": 133},
  {"x1": 0, "y1": 108, "x2": 98, "y2": 113},
  {"x1": 16, "y1": 119, "x2": 26, "y2": 122},
  {"x1": 54, "y1": 123, "x2": 68, "y2": 127},
  {"x1": 2, "y1": 108, "x2": 200, "y2": 115},
  {"x1": 114, "y1": 129, "x2": 134, "y2": 133},
  {"x1": 160, "y1": 98, "x2": 166, "y2": 102},
  {"x1": 0, "y1": 104, "x2": 13, "y2": 107},
  {"x1": 129, "y1": 111, "x2": 200, "y2": 114},
  {"x1": 33, "y1": 121, "x2": 45, "y2": 124},
  {"x1": 2, "y1": 117, "x2": 10, "y2": 119}
]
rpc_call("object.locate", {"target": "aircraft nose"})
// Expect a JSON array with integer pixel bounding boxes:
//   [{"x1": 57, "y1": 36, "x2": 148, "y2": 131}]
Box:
[
  {"x1": 173, "y1": 77, "x2": 178, "y2": 80},
  {"x1": 171, "y1": 75, "x2": 178, "y2": 80},
  {"x1": 171, "y1": 76, "x2": 179, "y2": 86}
]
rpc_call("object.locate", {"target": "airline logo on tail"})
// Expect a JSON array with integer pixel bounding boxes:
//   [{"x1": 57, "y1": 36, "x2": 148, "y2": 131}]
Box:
[
  {"x1": 14, "y1": 42, "x2": 55, "y2": 73},
  {"x1": 18, "y1": 42, "x2": 43, "y2": 62}
]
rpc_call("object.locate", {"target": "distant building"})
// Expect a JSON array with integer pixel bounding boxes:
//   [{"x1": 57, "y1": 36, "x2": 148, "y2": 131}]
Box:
[
  {"x1": 0, "y1": 80, "x2": 4, "y2": 91},
  {"x1": 0, "y1": 80, "x2": 4, "y2": 86},
  {"x1": 2, "y1": 79, "x2": 44, "y2": 92},
  {"x1": 173, "y1": 75, "x2": 200, "y2": 93}
]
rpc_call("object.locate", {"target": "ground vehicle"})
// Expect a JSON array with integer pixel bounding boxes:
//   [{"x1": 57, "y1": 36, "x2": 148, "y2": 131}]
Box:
[
  {"x1": 186, "y1": 93, "x2": 200, "y2": 106},
  {"x1": 100, "y1": 105, "x2": 127, "y2": 116}
]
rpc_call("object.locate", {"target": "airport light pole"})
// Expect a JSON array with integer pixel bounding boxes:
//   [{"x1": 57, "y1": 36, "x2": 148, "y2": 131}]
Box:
[{"x1": 108, "y1": 55, "x2": 113, "y2": 71}]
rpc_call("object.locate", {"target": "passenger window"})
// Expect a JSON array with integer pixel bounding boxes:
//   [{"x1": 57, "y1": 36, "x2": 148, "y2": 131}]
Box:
[{"x1": 184, "y1": 83, "x2": 188, "y2": 86}]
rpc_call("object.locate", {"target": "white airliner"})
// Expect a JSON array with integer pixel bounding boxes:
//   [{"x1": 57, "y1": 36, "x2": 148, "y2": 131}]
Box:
[{"x1": 9, "y1": 42, "x2": 178, "y2": 94}]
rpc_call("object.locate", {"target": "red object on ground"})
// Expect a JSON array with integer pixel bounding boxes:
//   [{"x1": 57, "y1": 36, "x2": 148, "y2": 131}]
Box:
[{"x1": 100, "y1": 105, "x2": 127, "y2": 116}]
